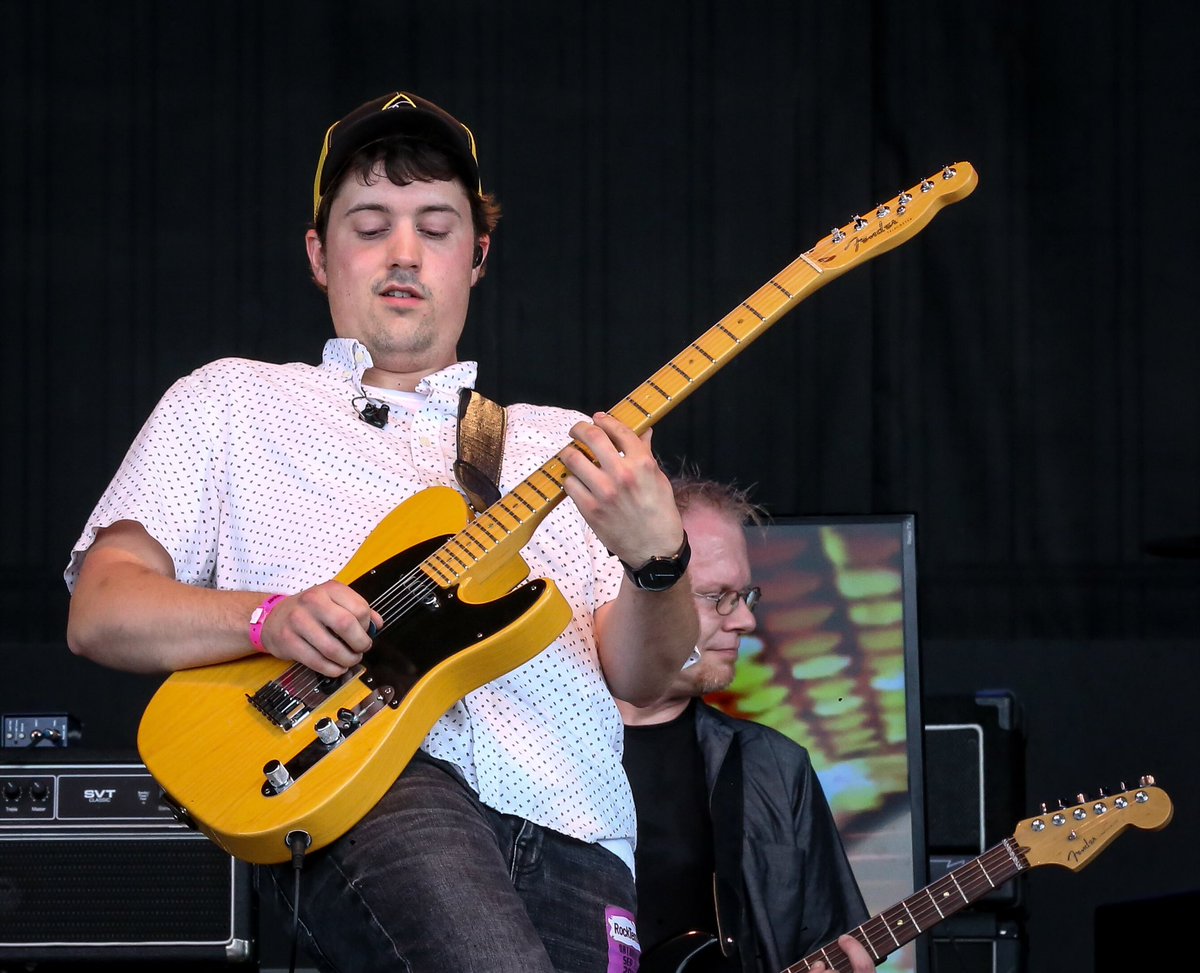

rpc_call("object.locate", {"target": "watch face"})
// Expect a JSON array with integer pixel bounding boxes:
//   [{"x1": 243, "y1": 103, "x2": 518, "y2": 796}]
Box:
[
  {"x1": 635, "y1": 557, "x2": 684, "y2": 591},
  {"x1": 625, "y1": 533, "x2": 691, "y2": 590}
]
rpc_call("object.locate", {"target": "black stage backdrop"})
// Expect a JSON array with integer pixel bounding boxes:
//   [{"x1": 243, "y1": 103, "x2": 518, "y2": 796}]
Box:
[{"x1": 3, "y1": 2, "x2": 1198, "y2": 970}]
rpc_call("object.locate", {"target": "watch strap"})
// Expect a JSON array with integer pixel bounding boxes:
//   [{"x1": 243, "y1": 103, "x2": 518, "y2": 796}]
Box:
[{"x1": 620, "y1": 532, "x2": 692, "y2": 591}]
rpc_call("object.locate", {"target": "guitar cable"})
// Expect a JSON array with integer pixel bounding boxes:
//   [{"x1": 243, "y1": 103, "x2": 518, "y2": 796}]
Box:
[{"x1": 285, "y1": 830, "x2": 312, "y2": 973}]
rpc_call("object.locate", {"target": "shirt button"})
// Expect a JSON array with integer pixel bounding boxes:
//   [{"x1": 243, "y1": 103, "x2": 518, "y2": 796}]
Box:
[
  {"x1": 419, "y1": 436, "x2": 432, "y2": 447},
  {"x1": 354, "y1": 350, "x2": 364, "y2": 363}
]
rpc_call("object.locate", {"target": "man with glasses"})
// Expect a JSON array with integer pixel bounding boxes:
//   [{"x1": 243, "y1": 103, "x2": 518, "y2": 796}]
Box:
[{"x1": 618, "y1": 473, "x2": 871, "y2": 973}]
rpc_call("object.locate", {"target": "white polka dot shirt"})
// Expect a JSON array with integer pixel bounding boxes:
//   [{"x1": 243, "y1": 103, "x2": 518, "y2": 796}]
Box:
[{"x1": 65, "y1": 338, "x2": 634, "y2": 851}]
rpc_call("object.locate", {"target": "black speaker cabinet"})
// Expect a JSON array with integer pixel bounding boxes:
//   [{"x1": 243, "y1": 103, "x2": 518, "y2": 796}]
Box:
[
  {"x1": 0, "y1": 751, "x2": 254, "y2": 964},
  {"x1": 923, "y1": 691, "x2": 1025, "y2": 909},
  {"x1": 931, "y1": 915, "x2": 1024, "y2": 973}
]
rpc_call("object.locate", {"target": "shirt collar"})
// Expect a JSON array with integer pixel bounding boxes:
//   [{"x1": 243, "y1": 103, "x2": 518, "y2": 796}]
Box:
[{"x1": 320, "y1": 338, "x2": 479, "y2": 405}]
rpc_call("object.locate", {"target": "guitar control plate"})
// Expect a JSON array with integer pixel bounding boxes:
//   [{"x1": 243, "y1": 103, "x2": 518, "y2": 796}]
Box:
[{"x1": 261, "y1": 683, "x2": 397, "y2": 797}]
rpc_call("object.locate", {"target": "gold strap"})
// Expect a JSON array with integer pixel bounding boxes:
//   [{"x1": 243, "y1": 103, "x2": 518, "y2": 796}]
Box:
[{"x1": 455, "y1": 388, "x2": 507, "y2": 514}]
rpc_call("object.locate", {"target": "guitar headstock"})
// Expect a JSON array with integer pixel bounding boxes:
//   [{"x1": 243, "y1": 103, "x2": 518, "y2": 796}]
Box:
[
  {"x1": 807, "y1": 162, "x2": 978, "y2": 275},
  {"x1": 1017, "y1": 776, "x2": 1173, "y2": 872}
]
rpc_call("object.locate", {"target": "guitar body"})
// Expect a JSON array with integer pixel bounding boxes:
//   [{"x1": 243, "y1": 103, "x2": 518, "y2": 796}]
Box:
[{"x1": 137, "y1": 486, "x2": 573, "y2": 864}]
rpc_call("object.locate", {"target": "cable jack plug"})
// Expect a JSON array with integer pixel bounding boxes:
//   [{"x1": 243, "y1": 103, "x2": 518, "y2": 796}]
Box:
[{"x1": 285, "y1": 830, "x2": 312, "y2": 871}]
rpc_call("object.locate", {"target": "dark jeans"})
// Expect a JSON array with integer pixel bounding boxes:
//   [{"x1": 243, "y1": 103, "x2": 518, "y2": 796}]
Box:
[{"x1": 269, "y1": 753, "x2": 640, "y2": 973}]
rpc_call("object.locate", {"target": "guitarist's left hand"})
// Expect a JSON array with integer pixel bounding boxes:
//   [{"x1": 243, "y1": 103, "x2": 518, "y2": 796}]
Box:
[
  {"x1": 562, "y1": 412, "x2": 684, "y2": 565},
  {"x1": 811, "y1": 934, "x2": 876, "y2": 972},
  {"x1": 562, "y1": 412, "x2": 698, "y2": 705}
]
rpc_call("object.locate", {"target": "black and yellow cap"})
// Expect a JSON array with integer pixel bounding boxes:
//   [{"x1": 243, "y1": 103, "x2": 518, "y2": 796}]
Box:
[{"x1": 312, "y1": 91, "x2": 482, "y2": 222}]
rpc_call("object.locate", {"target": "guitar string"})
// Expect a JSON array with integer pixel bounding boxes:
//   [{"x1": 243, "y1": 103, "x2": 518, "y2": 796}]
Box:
[
  {"x1": 783, "y1": 839, "x2": 1026, "y2": 972},
  {"x1": 261, "y1": 172, "x2": 956, "y2": 704},
  {"x1": 262, "y1": 274, "x2": 842, "y2": 704},
  {"x1": 265, "y1": 480, "x2": 555, "y2": 699},
  {"x1": 264, "y1": 487, "x2": 550, "y2": 701},
  {"x1": 264, "y1": 565, "x2": 442, "y2": 701}
]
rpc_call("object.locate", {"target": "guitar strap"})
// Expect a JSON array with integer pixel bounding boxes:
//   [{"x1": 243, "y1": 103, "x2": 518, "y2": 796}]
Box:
[
  {"x1": 454, "y1": 387, "x2": 507, "y2": 515},
  {"x1": 710, "y1": 731, "x2": 745, "y2": 961}
]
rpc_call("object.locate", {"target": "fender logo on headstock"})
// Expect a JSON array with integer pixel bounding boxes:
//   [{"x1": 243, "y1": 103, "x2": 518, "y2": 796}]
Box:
[
  {"x1": 817, "y1": 216, "x2": 906, "y2": 261},
  {"x1": 1066, "y1": 833, "x2": 1098, "y2": 864}
]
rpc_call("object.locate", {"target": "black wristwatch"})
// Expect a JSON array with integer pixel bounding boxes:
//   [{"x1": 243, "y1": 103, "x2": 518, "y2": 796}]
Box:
[{"x1": 620, "y1": 532, "x2": 691, "y2": 591}]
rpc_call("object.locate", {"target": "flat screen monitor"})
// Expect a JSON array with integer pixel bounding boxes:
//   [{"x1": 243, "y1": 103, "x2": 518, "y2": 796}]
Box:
[{"x1": 706, "y1": 514, "x2": 927, "y2": 973}]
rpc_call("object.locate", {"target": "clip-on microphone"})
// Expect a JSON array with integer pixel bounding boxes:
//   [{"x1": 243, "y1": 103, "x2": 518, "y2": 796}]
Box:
[{"x1": 353, "y1": 395, "x2": 390, "y2": 428}]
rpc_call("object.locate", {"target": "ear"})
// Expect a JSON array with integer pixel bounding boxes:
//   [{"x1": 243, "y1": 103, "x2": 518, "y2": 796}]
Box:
[
  {"x1": 305, "y1": 229, "x2": 328, "y2": 289},
  {"x1": 470, "y1": 235, "x2": 491, "y2": 286}
]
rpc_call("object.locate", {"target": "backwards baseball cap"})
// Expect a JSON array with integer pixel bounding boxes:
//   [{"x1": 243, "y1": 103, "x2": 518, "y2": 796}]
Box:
[{"x1": 312, "y1": 91, "x2": 482, "y2": 222}]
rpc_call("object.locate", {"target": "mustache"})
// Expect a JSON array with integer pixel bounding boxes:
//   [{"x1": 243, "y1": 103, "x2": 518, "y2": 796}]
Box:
[{"x1": 376, "y1": 270, "x2": 429, "y2": 298}]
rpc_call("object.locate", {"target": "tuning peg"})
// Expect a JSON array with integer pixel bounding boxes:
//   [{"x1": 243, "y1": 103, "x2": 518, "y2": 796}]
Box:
[
  {"x1": 1039, "y1": 802, "x2": 1049, "y2": 814},
  {"x1": 1139, "y1": 774, "x2": 1157, "y2": 787},
  {"x1": 1097, "y1": 786, "x2": 1108, "y2": 798},
  {"x1": 1075, "y1": 793, "x2": 1087, "y2": 804},
  {"x1": 1057, "y1": 799, "x2": 1067, "y2": 810}
]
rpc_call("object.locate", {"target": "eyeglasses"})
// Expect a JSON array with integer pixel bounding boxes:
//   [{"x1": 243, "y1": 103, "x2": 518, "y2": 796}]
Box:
[{"x1": 694, "y1": 586, "x2": 761, "y2": 616}]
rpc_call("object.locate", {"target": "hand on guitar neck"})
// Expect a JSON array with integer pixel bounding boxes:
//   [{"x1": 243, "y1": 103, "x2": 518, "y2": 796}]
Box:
[{"x1": 809, "y1": 935, "x2": 874, "y2": 973}]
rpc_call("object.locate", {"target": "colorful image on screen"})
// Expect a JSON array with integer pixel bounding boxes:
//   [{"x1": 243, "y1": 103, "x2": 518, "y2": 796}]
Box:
[{"x1": 706, "y1": 516, "x2": 925, "y2": 973}]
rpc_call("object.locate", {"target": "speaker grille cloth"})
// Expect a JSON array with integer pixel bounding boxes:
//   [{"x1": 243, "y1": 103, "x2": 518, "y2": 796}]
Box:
[{"x1": 0, "y1": 837, "x2": 232, "y2": 943}]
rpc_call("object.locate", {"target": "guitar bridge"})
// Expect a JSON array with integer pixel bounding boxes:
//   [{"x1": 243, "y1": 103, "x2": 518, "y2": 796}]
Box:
[{"x1": 246, "y1": 664, "x2": 365, "y2": 729}]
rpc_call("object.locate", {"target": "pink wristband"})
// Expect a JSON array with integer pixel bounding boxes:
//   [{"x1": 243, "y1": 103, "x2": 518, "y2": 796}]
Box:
[{"x1": 249, "y1": 594, "x2": 288, "y2": 653}]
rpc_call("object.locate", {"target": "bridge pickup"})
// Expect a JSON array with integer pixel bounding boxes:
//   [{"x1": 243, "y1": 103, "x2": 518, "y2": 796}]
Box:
[{"x1": 246, "y1": 664, "x2": 366, "y2": 729}]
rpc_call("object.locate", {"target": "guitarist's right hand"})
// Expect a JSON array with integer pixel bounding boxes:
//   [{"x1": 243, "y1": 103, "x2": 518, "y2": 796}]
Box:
[
  {"x1": 256, "y1": 581, "x2": 382, "y2": 677},
  {"x1": 70, "y1": 521, "x2": 380, "y2": 676}
]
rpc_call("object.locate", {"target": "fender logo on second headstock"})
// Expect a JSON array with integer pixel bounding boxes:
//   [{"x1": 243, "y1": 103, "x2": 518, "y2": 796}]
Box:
[{"x1": 1066, "y1": 833, "x2": 1098, "y2": 864}]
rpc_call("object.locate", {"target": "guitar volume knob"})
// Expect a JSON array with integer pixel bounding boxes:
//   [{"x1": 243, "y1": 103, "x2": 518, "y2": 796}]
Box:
[
  {"x1": 315, "y1": 717, "x2": 343, "y2": 746},
  {"x1": 264, "y1": 760, "x2": 294, "y2": 791}
]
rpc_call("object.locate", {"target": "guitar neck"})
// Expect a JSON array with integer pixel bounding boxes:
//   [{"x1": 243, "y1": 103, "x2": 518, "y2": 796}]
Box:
[
  {"x1": 415, "y1": 164, "x2": 977, "y2": 590},
  {"x1": 419, "y1": 251, "x2": 835, "y2": 589},
  {"x1": 609, "y1": 252, "x2": 828, "y2": 435},
  {"x1": 784, "y1": 838, "x2": 1029, "y2": 973}
]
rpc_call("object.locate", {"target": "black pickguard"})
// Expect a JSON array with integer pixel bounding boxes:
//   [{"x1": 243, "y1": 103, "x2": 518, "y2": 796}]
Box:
[{"x1": 347, "y1": 536, "x2": 546, "y2": 697}]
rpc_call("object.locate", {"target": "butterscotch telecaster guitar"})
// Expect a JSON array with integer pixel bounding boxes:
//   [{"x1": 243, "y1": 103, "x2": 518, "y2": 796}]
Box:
[
  {"x1": 641, "y1": 779, "x2": 1173, "y2": 973},
  {"x1": 137, "y1": 164, "x2": 979, "y2": 864}
]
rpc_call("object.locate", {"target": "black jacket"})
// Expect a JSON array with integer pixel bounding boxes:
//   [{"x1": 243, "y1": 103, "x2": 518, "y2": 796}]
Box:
[{"x1": 694, "y1": 702, "x2": 869, "y2": 973}]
